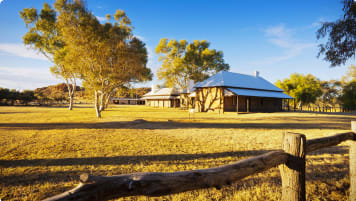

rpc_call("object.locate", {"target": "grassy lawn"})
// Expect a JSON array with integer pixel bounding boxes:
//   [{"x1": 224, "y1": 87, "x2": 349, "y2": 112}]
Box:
[{"x1": 0, "y1": 105, "x2": 355, "y2": 200}]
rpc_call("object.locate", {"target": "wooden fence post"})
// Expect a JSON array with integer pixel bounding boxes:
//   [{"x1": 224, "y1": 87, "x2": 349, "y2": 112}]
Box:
[
  {"x1": 280, "y1": 132, "x2": 306, "y2": 201},
  {"x1": 351, "y1": 121, "x2": 356, "y2": 201}
]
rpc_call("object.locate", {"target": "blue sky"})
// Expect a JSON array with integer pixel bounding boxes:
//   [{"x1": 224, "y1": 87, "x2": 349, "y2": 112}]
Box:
[{"x1": 0, "y1": 0, "x2": 354, "y2": 90}]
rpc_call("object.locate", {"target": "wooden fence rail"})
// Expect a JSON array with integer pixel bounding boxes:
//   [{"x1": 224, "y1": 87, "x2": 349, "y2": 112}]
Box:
[{"x1": 43, "y1": 122, "x2": 356, "y2": 201}]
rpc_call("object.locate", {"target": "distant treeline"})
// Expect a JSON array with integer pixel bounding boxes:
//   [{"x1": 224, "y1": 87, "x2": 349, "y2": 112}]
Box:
[
  {"x1": 115, "y1": 87, "x2": 151, "y2": 99},
  {"x1": 0, "y1": 83, "x2": 84, "y2": 106},
  {"x1": 0, "y1": 84, "x2": 152, "y2": 106},
  {"x1": 276, "y1": 65, "x2": 356, "y2": 112}
]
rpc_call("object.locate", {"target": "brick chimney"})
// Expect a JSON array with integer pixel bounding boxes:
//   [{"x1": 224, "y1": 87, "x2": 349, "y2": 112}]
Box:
[{"x1": 254, "y1": 70, "x2": 260, "y2": 77}]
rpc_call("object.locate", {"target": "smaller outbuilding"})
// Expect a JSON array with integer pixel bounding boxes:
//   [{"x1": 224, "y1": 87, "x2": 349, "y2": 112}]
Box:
[
  {"x1": 112, "y1": 98, "x2": 145, "y2": 105},
  {"x1": 141, "y1": 85, "x2": 181, "y2": 108}
]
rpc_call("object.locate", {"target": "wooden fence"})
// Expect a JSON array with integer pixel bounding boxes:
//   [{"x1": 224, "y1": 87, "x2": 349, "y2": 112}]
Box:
[
  {"x1": 43, "y1": 121, "x2": 356, "y2": 201},
  {"x1": 283, "y1": 104, "x2": 355, "y2": 113},
  {"x1": 281, "y1": 99, "x2": 356, "y2": 113}
]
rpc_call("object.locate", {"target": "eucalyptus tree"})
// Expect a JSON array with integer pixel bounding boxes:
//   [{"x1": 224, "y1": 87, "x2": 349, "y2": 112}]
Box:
[
  {"x1": 156, "y1": 39, "x2": 229, "y2": 90},
  {"x1": 317, "y1": 0, "x2": 356, "y2": 66},
  {"x1": 55, "y1": 0, "x2": 152, "y2": 117},
  {"x1": 318, "y1": 80, "x2": 342, "y2": 110},
  {"x1": 341, "y1": 81, "x2": 356, "y2": 110},
  {"x1": 341, "y1": 64, "x2": 356, "y2": 83},
  {"x1": 340, "y1": 65, "x2": 356, "y2": 110},
  {"x1": 275, "y1": 73, "x2": 322, "y2": 110},
  {"x1": 20, "y1": 3, "x2": 77, "y2": 110}
]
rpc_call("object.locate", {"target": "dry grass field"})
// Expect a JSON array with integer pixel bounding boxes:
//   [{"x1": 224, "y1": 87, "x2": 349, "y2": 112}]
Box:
[{"x1": 0, "y1": 105, "x2": 355, "y2": 201}]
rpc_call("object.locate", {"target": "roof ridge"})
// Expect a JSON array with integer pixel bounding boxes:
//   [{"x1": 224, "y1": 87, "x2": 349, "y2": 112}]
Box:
[
  {"x1": 220, "y1": 71, "x2": 225, "y2": 86},
  {"x1": 194, "y1": 70, "x2": 283, "y2": 92}
]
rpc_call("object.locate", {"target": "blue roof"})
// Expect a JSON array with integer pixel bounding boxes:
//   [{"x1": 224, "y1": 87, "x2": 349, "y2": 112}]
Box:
[
  {"x1": 194, "y1": 71, "x2": 283, "y2": 92},
  {"x1": 227, "y1": 88, "x2": 293, "y2": 99}
]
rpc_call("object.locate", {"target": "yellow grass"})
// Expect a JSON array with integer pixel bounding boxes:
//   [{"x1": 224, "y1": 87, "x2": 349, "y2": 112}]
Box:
[{"x1": 0, "y1": 105, "x2": 355, "y2": 200}]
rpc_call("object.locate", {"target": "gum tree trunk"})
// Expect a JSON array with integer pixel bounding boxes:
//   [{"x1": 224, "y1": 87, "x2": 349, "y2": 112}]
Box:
[
  {"x1": 99, "y1": 93, "x2": 105, "y2": 112},
  {"x1": 95, "y1": 90, "x2": 101, "y2": 118},
  {"x1": 65, "y1": 78, "x2": 76, "y2": 110},
  {"x1": 103, "y1": 93, "x2": 112, "y2": 110}
]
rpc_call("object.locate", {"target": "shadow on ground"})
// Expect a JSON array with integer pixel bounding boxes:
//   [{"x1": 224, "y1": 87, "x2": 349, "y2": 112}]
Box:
[
  {"x1": 0, "y1": 149, "x2": 274, "y2": 168},
  {"x1": 0, "y1": 146, "x2": 350, "y2": 190},
  {"x1": 1, "y1": 146, "x2": 349, "y2": 169},
  {"x1": 0, "y1": 117, "x2": 354, "y2": 130},
  {"x1": 307, "y1": 145, "x2": 349, "y2": 155}
]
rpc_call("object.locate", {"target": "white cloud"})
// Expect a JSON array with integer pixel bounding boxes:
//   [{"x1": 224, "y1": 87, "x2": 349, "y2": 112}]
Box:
[
  {"x1": 264, "y1": 25, "x2": 292, "y2": 39},
  {"x1": 0, "y1": 0, "x2": 4, "y2": 4},
  {"x1": 96, "y1": 16, "x2": 106, "y2": 22},
  {"x1": 0, "y1": 66, "x2": 62, "y2": 90},
  {"x1": 0, "y1": 43, "x2": 49, "y2": 61},
  {"x1": 310, "y1": 17, "x2": 326, "y2": 28},
  {"x1": 250, "y1": 25, "x2": 315, "y2": 65}
]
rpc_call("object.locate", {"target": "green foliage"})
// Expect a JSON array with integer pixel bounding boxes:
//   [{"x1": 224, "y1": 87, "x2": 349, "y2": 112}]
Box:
[
  {"x1": 0, "y1": 88, "x2": 10, "y2": 101},
  {"x1": 105, "y1": 14, "x2": 111, "y2": 21},
  {"x1": 8, "y1": 89, "x2": 20, "y2": 105},
  {"x1": 318, "y1": 80, "x2": 342, "y2": 107},
  {"x1": 341, "y1": 81, "x2": 356, "y2": 110},
  {"x1": 341, "y1": 64, "x2": 356, "y2": 83},
  {"x1": 276, "y1": 73, "x2": 322, "y2": 107},
  {"x1": 21, "y1": 0, "x2": 152, "y2": 116},
  {"x1": 20, "y1": 2, "x2": 77, "y2": 110},
  {"x1": 115, "y1": 87, "x2": 151, "y2": 98},
  {"x1": 0, "y1": 88, "x2": 36, "y2": 105},
  {"x1": 34, "y1": 83, "x2": 84, "y2": 105},
  {"x1": 316, "y1": 0, "x2": 356, "y2": 66},
  {"x1": 20, "y1": 90, "x2": 36, "y2": 105},
  {"x1": 20, "y1": 3, "x2": 62, "y2": 61},
  {"x1": 156, "y1": 39, "x2": 229, "y2": 89},
  {"x1": 340, "y1": 65, "x2": 356, "y2": 110},
  {"x1": 54, "y1": 0, "x2": 152, "y2": 117}
]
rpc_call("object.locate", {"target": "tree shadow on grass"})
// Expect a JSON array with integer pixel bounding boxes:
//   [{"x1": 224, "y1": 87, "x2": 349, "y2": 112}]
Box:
[
  {"x1": 0, "y1": 111, "x2": 32, "y2": 114},
  {"x1": 307, "y1": 145, "x2": 349, "y2": 155},
  {"x1": 1, "y1": 146, "x2": 349, "y2": 169},
  {"x1": 289, "y1": 110, "x2": 356, "y2": 116},
  {"x1": 1, "y1": 147, "x2": 351, "y2": 198},
  {"x1": 1, "y1": 144, "x2": 349, "y2": 166},
  {"x1": 0, "y1": 120, "x2": 350, "y2": 130},
  {"x1": 274, "y1": 115, "x2": 356, "y2": 122},
  {"x1": 0, "y1": 170, "x2": 80, "y2": 186},
  {"x1": 0, "y1": 149, "x2": 276, "y2": 187},
  {"x1": 0, "y1": 149, "x2": 274, "y2": 168}
]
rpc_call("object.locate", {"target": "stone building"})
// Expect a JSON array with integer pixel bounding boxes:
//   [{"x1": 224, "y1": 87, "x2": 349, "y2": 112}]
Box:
[{"x1": 194, "y1": 71, "x2": 293, "y2": 113}]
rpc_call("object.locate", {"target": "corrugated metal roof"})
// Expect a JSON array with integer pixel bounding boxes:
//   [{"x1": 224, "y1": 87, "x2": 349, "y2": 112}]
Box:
[
  {"x1": 143, "y1": 88, "x2": 180, "y2": 97},
  {"x1": 227, "y1": 88, "x2": 293, "y2": 99},
  {"x1": 111, "y1": 98, "x2": 142, "y2": 101},
  {"x1": 141, "y1": 95, "x2": 179, "y2": 100},
  {"x1": 188, "y1": 92, "x2": 196, "y2": 97},
  {"x1": 224, "y1": 89, "x2": 234, "y2": 96},
  {"x1": 195, "y1": 71, "x2": 283, "y2": 92}
]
